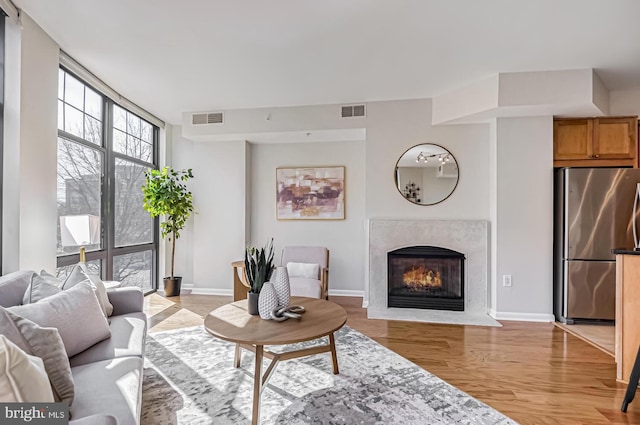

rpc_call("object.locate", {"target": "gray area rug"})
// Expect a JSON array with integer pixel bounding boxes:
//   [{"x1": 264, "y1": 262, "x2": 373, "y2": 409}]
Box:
[{"x1": 141, "y1": 325, "x2": 518, "y2": 425}]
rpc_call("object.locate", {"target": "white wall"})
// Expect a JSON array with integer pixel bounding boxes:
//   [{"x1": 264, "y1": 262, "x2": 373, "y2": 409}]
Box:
[
  {"x1": 250, "y1": 141, "x2": 366, "y2": 295},
  {"x1": 492, "y1": 116, "x2": 554, "y2": 320},
  {"x1": 188, "y1": 140, "x2": 249, "y2": 294},
  {"x1": 179, "y1": 98, "x2": 490, "y2": 297},
  {"x1": 16, "y1": 13, "x2": 59, "y2": 271},
  {"x1": 366, "y1": 99, "x2": 490, "y2": 220},
  {"x1": 610, "y1": 88, "x2": 640, "y2": 116}
]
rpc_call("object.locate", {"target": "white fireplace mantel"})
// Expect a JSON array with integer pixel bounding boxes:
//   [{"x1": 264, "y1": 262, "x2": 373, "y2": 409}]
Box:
[{"x1": 367, "y1": 218, "x2": 500, "y2": 327}]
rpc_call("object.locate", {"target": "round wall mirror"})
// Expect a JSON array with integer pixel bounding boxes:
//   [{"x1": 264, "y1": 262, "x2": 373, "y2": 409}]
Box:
[{"x1": 394, "y1": 143, "x2": 459, "y2": 206}]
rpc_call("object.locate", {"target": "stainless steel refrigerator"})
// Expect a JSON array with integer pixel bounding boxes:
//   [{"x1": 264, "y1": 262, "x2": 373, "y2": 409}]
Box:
[{"x1": 554, "y1": 167, "x2": 640, "y2": 324}]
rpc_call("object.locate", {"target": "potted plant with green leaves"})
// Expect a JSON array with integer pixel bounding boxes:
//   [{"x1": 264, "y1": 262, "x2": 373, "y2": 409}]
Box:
[
  {"x1": 142, "y1": 167, "x2": 194, "y2": 296},
  {"x1": 244, "y1": 239, "x2": 275, "y2": 315}
]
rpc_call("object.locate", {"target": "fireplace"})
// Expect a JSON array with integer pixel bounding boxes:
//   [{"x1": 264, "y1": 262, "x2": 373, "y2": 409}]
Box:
[{"x1": 387, "y1": 246, "x2": 465, "y2": 311}]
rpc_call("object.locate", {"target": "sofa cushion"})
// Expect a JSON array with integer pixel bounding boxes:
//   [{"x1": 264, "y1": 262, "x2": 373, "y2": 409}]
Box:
[
  {"x1": 286, "y1": 262, "x2": 320, "y2": 279},
  {"x1": 69, "y1": 312, "x2": 147, "y2": 367},
  {"x1": 0, "y1": 335, "x2": 55, "y2": 402},
  {"x1": 0, "y1": 270, "x2": 35, "y2": 307},
  {"x1": 107, "y1": 287, "x2": 144, "y2": 316},
  {"x1": 62, "y1": 263, "x2": 113, "y2": 317},
  {"x1": 0, "y1": 307, "x2": 74, "y2": 406},
  {"x1": 69, "y1": 414, "x2": 118, "y2": 425},
  {"x1": 290, "y1": 277, "x2": 322, "y2": 298},
  {"x1": 9, "y1": 282, "x2": 112, "y2": 357},
  {"x1": 71, "y1": 356, "x2": 143, "y2": 425},
  {"x1": 22, "y1": 273, "x2": 62, "y2": 304}
]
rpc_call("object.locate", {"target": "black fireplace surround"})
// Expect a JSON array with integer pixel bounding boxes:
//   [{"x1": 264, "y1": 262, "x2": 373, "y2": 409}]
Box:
[{"x1": 387, "y1": 246, "x2": 465, "y2": 311}]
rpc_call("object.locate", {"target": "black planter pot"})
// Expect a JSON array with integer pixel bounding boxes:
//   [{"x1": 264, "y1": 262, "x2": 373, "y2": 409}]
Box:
[
  {"x1": 163, "y1": 277, "x2": 182, "y2": 297},
  {"x1": 247, "y1": 292, "x2": 259, "y2": 315}
]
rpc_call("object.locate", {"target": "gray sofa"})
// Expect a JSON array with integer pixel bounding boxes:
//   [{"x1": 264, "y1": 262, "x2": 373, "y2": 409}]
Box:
[{"x1": 0, "y1": 270, "x2": 147, "y2": 425}]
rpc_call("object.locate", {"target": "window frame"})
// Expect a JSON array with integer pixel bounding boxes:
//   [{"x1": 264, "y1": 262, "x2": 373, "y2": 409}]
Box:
[
  {"x1": 56, "y1": 66, "x2": 159, "y2": 293},
  {"x1": 0, "y1": 15, "x2": 5, "y2": 275}
]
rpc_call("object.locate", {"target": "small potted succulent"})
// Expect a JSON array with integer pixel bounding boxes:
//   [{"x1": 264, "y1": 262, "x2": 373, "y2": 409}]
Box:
[{"x1": 244, "y1": 239, "x2": 275, "y2": 315}]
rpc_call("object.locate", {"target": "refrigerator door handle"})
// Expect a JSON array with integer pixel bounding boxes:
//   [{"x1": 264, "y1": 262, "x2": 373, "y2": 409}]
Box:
[{"x1": 634, "y1": 183, "x2": 640, "y2": 250}]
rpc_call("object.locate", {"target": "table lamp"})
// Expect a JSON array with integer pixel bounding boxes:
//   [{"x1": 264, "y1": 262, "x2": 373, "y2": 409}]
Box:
[{"x1": 60, "y1": 214, "x2": 101, "y2": 262}]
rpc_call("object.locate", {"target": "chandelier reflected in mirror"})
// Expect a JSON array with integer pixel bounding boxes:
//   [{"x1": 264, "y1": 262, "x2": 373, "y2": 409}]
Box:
[{"x1": 415, "y1": 152, "x2": 453, "y2": 164}]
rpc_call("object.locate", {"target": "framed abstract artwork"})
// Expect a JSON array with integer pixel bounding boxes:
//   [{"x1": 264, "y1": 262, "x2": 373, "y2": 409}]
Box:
[{"x1": 276, "y1": 166, "x2": 345, "y2": 220}]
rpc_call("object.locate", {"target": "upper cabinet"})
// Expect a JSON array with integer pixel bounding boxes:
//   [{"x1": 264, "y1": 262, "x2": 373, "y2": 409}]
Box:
[{"x1": 553, "y1": 117, "x2": 638, "y2": 168}]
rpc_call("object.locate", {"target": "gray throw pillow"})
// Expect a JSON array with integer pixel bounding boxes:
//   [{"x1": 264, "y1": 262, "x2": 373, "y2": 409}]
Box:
[
  {"x1": 9, "y1": 282, "x2": 112, "y2": 357},
  {"x1": 62, "y1": 264, "x2": 114, "y2": 317},
  {"x1": 22, "y1": 273, "x2": 62, "y2": 304},
  {"x1": 0, "y1": 306, "x2": 74, "y2": 406},
  {"x1": 40, "y1": 269, "x2": 63, "y2": 287}
]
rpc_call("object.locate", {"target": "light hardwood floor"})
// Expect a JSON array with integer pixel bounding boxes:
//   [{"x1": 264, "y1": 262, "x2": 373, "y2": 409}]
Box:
[{"x1": 144, "y1": 294, "x2": 639, "y2": 425}]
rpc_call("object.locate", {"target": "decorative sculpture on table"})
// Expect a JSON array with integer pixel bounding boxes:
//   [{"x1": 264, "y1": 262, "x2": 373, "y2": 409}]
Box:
[{"x1": 273, "y1": 266, "x2": 291, "y2": 308}]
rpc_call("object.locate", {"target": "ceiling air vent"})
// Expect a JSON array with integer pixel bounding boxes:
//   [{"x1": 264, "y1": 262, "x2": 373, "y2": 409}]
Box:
[
  {"x1": 341, "y1": 104, "x2": 366, "y2": 118},
  {"x1": 192, "y1": 112, "x2": 224, "y2": 125}
]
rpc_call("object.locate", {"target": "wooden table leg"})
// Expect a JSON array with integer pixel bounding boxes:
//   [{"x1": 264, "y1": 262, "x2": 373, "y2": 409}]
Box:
[
  {"x1": 329, "y1": 333, "x2": 339, "y2": 374},
  {"x1": 234, "y1": 343, "x2": 242, "y2": 368},
  {"x1": 252, "y1": 345, "x2": 264, "y2": 425}
]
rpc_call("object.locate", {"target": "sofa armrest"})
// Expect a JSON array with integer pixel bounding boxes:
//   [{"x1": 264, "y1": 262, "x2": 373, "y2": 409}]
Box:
[
  {"x1": 70, "y1": 414, "x2": 118, "y2": 425},
  {"x1": 107, "y1": 287, "x2": 144, "y2": 315}
]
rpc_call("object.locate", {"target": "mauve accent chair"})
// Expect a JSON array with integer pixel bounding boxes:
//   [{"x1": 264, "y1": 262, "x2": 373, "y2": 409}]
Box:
[{"x1": 281, "y1": 246, "x2": 329, "y2": 299}]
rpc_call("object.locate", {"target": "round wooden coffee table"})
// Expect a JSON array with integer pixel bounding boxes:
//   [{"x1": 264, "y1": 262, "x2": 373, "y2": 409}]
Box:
[{"x1": 204, "y1": 296, "x2": 347, "y2": 425}]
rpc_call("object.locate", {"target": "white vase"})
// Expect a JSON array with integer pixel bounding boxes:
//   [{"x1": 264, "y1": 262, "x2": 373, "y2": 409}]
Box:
[
  {"x1": 258, "y1": 282, "x2": 278, "y2": 320},
  {"x1": 273, "y1": 266, "x2": 290, "y2": 308}
]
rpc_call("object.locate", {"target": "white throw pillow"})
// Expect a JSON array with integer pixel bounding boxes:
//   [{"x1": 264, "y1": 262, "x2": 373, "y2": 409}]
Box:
[
  {"x1": 286, "y1": 262, "x2": 320, "y2": 279},
  {"x1": 9, "y1": 282, "x2": 112, "y2": 357},
  {"x1": 62, "y1": 263, "x2": 114, "y2": 317},
  {"x1": 22, "y1": 273, "x2": 62, "y2": 304},
  {"x1": 0, "y1": 335, "x2": 55, "y2": 402}
]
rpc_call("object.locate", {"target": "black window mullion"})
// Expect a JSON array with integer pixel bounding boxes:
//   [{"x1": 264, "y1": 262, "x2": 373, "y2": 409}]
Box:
[
  {"x1": 112, "y1": 243, "x2": 155, "y2": 257},
  {"x1": 112, "y1": 151, "x2": 154, "y2": 169},
  {"x1": 58, "y1": 130, "x2": 106, "y2": 153},
  {"x1": 105, "y1": 99, "x2": 115, "y2": 281}
]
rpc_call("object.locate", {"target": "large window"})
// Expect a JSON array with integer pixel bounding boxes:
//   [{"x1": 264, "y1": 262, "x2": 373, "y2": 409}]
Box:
[{"x1": 57, "y1": 68, "x2": 158, "y2": 292}]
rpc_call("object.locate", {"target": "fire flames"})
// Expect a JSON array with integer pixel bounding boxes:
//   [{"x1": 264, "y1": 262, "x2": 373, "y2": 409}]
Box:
[{"x1": 402, "y1": 266, "x2": 442, "y2": 289}]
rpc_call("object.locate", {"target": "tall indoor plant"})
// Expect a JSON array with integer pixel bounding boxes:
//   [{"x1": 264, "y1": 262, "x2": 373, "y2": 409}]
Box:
[
  {"x1": 142, "y1": 167, "x2": 194, "y2": 296},
  {"x1": 244, "y1": 239, "x2": 275, "y2": 315}
]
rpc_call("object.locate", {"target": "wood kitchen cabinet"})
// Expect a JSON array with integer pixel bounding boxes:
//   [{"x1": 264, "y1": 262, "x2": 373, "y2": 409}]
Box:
[{"x1": 553, "y1": 116, "x2": 638, "y2": 167}]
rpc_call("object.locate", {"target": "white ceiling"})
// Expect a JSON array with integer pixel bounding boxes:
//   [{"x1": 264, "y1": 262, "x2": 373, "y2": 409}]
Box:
[{"x1": 13, "y1": 0, "x2": 640, "y2": 125}]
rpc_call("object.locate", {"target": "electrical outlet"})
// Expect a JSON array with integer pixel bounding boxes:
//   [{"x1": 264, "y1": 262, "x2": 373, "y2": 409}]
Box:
[{"x1": 503, "y1": 275, "x2": 512, "y2": 287}]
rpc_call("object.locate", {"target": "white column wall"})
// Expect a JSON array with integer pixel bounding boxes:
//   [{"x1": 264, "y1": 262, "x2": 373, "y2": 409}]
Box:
[
  {"x1": 492, "y1": 117, "x2": 554, "y2": 320},
  {"x1": 3, "y1": 16, "x2": 21, "y2": 272},
  {"x1": 189, "y1": 140, "x2": 248, "y2": 294},
  {"x1": 17, "y1": 13, "x2": 59, "y2": 272}
]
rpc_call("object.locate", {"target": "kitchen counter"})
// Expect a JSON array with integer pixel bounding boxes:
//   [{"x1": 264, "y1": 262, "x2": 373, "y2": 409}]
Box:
[
  {"x1": 614, "y1": 252, "x2": 640, "y2": 383},
  {"x1": 612, "y1": 248, "x2": 640, "y2": 255}
]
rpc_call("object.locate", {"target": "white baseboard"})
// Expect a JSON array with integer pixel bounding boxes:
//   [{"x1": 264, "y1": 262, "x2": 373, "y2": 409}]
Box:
[
  {"x1": 181, "y1": 285, "x2": 361, "y2": 298},
  {"x1": 180, "y1": 284, "x2": 232, "y2": 297},
  {"x1": 489, "y1": 309, "x2": 554, "y2": 323},
  {"x1": 328, "y1": 289, "x2": 364, "y2": 297}
]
